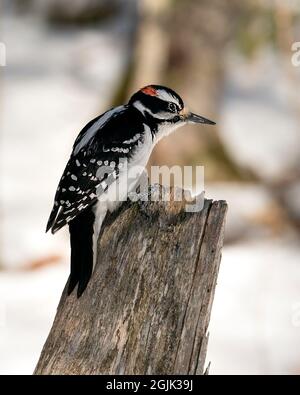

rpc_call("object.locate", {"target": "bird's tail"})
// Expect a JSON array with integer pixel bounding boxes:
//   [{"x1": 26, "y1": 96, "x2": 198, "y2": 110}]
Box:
[{"x1": 68, "y1": 206, "x2": 95, "y2": 297}]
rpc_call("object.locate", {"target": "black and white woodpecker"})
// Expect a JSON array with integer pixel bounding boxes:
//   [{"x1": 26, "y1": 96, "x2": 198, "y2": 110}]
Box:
[{"x1": 46, "y1": 85, "x2": 215, "y2": 297}]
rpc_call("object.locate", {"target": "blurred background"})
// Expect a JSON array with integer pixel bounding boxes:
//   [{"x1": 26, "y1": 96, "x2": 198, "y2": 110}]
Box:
[{"x1": 1, "y1": 0, "x2": 300, "y2": 375}]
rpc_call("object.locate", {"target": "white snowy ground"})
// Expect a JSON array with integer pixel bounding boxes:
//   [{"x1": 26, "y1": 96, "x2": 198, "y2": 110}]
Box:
[
  {"x1": 207, "y1": 238, "x2": 300, "y2": 375},
  {"x1": 0, "y1": 264, "x2": 67, "y2": 374}
]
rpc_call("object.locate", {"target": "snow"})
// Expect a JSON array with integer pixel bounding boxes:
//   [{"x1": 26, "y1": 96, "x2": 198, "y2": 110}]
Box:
[
  {"x1": 0, "y1": 264, "x2": 67, "y2": 375},
  {"x1": 207, "y1": 238, "x2": 300, "y2": 375}
]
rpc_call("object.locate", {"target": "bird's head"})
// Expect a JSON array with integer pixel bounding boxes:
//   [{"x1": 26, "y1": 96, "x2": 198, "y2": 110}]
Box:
[{"x1": 128, "y1": 85, "x2": 216, "y2": 129}]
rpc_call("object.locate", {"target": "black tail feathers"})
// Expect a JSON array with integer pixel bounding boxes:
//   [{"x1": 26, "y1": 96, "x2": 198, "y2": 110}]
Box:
[
  {"x1": 46, "y1": 205, "x2": 60, "y2": 233},
  {"x1": 68, "y1": 206, "x2": 95, "y2": 298}
]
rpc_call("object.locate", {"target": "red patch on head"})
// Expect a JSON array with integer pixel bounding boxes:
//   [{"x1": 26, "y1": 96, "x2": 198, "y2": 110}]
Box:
[{"x1": 141, "y1": 86, "x2": 157, "y2": 96}]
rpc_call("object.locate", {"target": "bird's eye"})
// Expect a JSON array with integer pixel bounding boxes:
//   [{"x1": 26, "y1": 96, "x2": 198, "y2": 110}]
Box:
[{"x1": 168, "y1": 103, "x2": 177, "y2": 113}]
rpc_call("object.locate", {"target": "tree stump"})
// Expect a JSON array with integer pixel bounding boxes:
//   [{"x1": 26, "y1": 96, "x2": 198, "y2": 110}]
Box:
[{"x1": 34, "y1": 186, "x2": 227, "y2": 375}]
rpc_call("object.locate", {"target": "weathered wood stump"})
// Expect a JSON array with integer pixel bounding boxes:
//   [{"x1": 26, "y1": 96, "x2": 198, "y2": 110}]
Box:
[{"x1": 34, "y1": 186, "x2": 227, "y2": 375}]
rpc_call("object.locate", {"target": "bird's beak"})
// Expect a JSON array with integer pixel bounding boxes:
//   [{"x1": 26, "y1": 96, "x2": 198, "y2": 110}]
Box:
[
  {"x1": 180, "y1": 108, "x2": 216, "y2": 125},
  {"x1": 187, "y1": 112, "x2": 216, "y2": 125}
]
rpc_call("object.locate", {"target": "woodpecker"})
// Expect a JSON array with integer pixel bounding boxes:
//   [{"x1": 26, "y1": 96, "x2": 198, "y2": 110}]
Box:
[{"x1": 46, "y1": 85, "x2": 215, "y2": 297}]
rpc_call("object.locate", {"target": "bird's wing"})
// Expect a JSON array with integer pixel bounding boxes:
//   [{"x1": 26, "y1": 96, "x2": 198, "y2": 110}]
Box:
[{"x1": 46, "y1": 106, "x2": 146, "y2": 233}]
